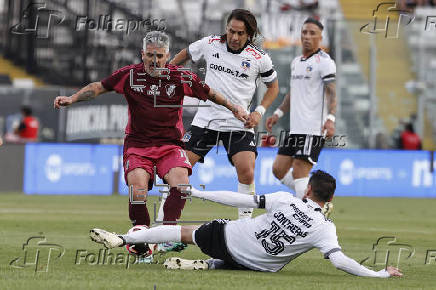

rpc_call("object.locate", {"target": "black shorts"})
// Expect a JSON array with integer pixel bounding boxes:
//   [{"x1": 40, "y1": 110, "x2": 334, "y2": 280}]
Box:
[
  {"x1": 278, "y1": 134, "x2": 324, "y2": 164},
  {"x1": 184, "y1": 125, "x2": 258, "y2": 165},
  {"x1": 194, "y1": 219, "x2": 248, "y2": 270}
]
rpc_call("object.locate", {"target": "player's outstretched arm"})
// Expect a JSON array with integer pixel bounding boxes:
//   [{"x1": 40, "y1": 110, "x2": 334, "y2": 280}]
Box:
[
  {"x1": 53, "y1": 82, "x2": 108, "y2": 109},
  {"x1": 169, "y1": 48, "x2": 189, "y2": 66},
  {"x1": 266, "y1": 92, "x2": 290, "y2": 132},
  {"x1": 245, "y1": 79, "x2": 279, "y2": 129},
  {"x1": 328, "y1": 251, "x2": 403, "y2": 278},
  {"x1": 207, "y1": 88, "x2": 248, "y2": 122},
  {"x1": 189, "y1": 187, "x2": 259, "y2": 209}
]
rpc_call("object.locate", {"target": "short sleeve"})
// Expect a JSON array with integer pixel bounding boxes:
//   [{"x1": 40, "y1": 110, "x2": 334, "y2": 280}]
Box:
[
  {"x1": 319, "y1": 58, "x2": 336, "y2": 83},
  {"x1": 259, "y1": 54, "x2": 277, "y2": 84},
  {"x1": 263, "y1": 191, "x2": 293, "y2": 212},
  {"x1": 101, "y1": 65, "x2": 132, "y2": 94},
  {"x1": 187, "y1": 36, "x2": 210, "y2": 63},
  {"x1": 183, "y1": 72, "x2": 210, "y2": 101},
  {"x1": 312, "y1": 223, "x2": 341, "y2": 259}
]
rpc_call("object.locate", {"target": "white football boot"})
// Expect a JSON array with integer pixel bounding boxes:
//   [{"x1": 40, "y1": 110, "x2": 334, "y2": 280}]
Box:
[
  {"x1": 90, "y1": 228, "x2": 124, "y2": 248},
  {"x1": 163, "y1": 257, "x2": 209, "y2": 270}
]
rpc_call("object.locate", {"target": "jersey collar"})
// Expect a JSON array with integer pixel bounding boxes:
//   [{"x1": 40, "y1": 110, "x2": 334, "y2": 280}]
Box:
[
  {"x1": 226, "y1": 41, "x2": 249, "y2": 54},
  {"x1": 300, "y1": 48, "x2": 321, "y2": 61},
  {"x1": 303, "y1": 198, "x2": 322, "y2": 212}
]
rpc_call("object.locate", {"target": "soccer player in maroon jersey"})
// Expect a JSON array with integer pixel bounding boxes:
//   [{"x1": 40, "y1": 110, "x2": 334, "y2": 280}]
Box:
[{"x1": 54, "y1": 31, "x2": 247, "y2": 243}]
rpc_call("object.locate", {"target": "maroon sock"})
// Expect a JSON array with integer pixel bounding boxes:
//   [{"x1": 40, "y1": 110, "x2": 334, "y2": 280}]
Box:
[
  {"x1": 163, "y1": 187, "x2": 187, "y2": 225},
  {"x1": 129, "y1": 202, "x2": 150, "y2": 227}
]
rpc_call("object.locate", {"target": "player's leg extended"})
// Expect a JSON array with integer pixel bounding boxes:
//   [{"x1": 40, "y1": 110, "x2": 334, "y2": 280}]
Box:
[
  {"x1": 232, "y1": 151, "x2": 256, "y2": 219},
  {"x1": 90, "y1": 225, "x2": 199, "y2": 248},
  {"x1": 272, "y1": 154, "x2": 295, "y2": 191},
  {"x1": 292, "y1": 158, "x2": 313, "y2": 199},
  {"x1": 127, "y1": 168, "x2": 151, "y2": 226}
]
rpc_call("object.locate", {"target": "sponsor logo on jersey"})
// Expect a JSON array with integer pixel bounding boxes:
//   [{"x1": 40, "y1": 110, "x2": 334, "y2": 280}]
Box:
[
  {"x1": 209, "y1": 63, "x2": 248, "y2": 79},
  {"x1": 212, "y1": 52, "x2": 219, "y2": 59},
  {"x1": 147, "y1": 84, "x2": 160, "y2": 96},
  {"x1": 165, "y1": 84, "x2": 176, "y2": 98}
]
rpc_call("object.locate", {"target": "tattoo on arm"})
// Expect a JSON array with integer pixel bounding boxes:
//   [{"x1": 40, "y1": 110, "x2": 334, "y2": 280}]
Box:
[
  {"x1": 72, "y1": 82, "x2": 106, "y2": 103},
  {"x1": 325, "y1": 82, "x2": 337, "y2": 115},
  {"x1": 76, "y1": 90, "x2": 96, "y2": 102}
]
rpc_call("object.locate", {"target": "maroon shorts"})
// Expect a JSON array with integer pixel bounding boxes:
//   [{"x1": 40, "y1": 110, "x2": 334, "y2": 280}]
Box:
[{"x1": 123, "y1": 145, "x2": 192, "y2": 190}]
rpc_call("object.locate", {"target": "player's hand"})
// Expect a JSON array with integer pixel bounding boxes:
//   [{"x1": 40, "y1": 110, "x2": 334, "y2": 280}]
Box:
[
  {"x1": 322, "y1": 119, "x2": 335, "y2": 138},
  {"x1": 386, "y1": 266, "x2": 403, "y2": 277},
  {"x1": 54, "y1": 96, "x2": 73, "y2": 109},
  {"x1": 244, "y1": 111, "x2": 262, "y2": 129},
  {"x1": 232, "y1": 105, "x2": 249, "y2": 122},
  {"x1": 266, "y1": 114, "x2": 279, "y2": 133}
]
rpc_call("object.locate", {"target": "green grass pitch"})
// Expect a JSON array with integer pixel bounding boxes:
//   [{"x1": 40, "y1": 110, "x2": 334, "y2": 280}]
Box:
[{"x1": 1, "y1": 193, "x2": 435, "y2": 289}]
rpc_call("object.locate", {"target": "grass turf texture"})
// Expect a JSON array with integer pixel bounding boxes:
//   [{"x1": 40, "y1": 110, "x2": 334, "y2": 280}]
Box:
[{"x1": 0, "y1": 193, "x2": 435, "y2": 289}]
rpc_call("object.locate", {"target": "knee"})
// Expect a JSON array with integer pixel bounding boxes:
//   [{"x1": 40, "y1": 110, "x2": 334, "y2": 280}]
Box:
[
  {"x1": 272, "y1": 163, "x2": 284, "y2": 180},
  {"x1": 237, "y1": 166, "x2": 254, "y2": 184},
  {"x1": 166, "y1": 168, "x2": 189, "y2": 187}
]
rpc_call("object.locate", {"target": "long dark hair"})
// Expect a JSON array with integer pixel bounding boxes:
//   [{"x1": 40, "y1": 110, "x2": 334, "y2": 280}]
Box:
[{"x1": 221, "y1": 9, "x2": 259, "y2": 43}]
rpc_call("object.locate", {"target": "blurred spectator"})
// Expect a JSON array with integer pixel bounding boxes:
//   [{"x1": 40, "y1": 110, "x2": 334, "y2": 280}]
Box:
[
  {"x1": 0, "y1": 136, "x2": 3, "y2": 146},
  {"x1": 5, "y1": 106, "x2": 39, "y2": 143},
  {"x1": 400, "y1": 123, "x2": 422, "y2": 150}
]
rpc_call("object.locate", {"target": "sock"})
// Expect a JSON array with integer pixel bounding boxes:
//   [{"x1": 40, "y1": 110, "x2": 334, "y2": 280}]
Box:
[
  {"x1": 129, "y1": 202, "x2": 150, "y2": 227},
  {"x1": 238, "y1": 182, "x2": 255, "y2": 219},
  {"x1": 156, "y1": 190, "x2": 168, "y2": 222},
  {"x1": 122, "y1": 225, "x2": 181, "y2": 244},
  {"x1": 163, "y1": 187, "x2": 187, "y2": 225},
  {"x1": 294, "y1": 177, "x2": 309, "y2": 199},
  {"x1": 280, "y1": 169, "x2": 295, "y2": 191}
]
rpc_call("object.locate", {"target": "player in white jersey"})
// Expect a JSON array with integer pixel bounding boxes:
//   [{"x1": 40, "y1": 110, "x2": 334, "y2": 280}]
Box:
[
  {"x1": 266, "y1": 18, "x2": 336, "y2": 205},
  {"x1": 90, "y1": 170, "x2": 402, "y2": 277},
  {"x1": 170, "y1": 9, "x2": 279, "y2": 219}
]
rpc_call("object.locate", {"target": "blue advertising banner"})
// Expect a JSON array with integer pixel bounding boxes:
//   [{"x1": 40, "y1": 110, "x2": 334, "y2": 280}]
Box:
[
  {"x1": 24, "y1": 143, "x2": 119, "y2": 195},
  {"x1": 24, "y1": 144, "x2": 436, "y2": 197}
]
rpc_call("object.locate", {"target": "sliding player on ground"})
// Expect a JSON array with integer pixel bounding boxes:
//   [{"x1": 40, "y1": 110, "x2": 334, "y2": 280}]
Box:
[{"x1": 90, "y1": 170, "x2": 402, "y2": 277}]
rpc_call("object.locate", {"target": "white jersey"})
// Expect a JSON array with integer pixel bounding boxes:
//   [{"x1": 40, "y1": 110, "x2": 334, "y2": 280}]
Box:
[
  {"x1": 188, "y1": 35, "x2": 277, "y2": 132},
  {"x1": 224, "y1": 192, "x2": 340, "y2": 272},
  {"x1": 289, "y1": 49, "x2": 336, "y2": 135}
]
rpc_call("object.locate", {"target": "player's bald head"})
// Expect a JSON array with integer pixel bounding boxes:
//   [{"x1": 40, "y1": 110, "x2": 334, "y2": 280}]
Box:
[{"x1": 143, "y1": 31, "x2": 170, "y2": 53}]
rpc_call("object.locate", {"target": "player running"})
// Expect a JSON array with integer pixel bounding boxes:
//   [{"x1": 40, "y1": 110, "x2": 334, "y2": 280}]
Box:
[
  {"x1": 54, "y1": 31, "x2": 247, "y2": 255},
  {"x1": 170, "y1": 9, "x2": 279, "y2": 219},
  {"x1": 266, "y1": 18, "x2": 336, "y2": 213},
  {"x1": 89, "y1": 170, "x2": 403, "y2": 277}
]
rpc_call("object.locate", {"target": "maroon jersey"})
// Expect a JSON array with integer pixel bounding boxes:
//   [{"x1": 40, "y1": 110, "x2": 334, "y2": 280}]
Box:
[{"x1": 101, "y1": 63, "x2": 210, "y2": 148}]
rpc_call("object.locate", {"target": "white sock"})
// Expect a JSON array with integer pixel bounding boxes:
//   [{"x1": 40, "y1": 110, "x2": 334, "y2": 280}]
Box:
[
  {"x1": 294, "y1": 177, "x2": 309, "y2": 199},
  {"x1": 280, "y1": 169, "x2": 295, "y2": 191},
  {"x1": 122, "y1": 225, "x2": 181, "y2": 244},
  {"x1": 156, "y1": 190, "x2": 168, "y2": 222},
  {"x1": 238, "y1": 182, "x2": 254, "y2": 219}
]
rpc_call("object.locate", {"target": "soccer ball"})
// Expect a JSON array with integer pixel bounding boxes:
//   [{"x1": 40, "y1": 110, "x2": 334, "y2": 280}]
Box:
[{"x1": 125, "y1": 225, "x2": 155, "y2": 257}]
